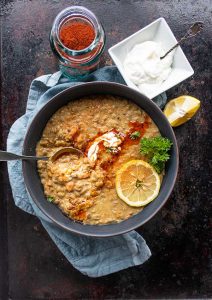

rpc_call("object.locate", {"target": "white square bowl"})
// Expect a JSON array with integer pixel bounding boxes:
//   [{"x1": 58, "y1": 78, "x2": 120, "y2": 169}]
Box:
[{"x1": 108, "y1": 18, "x2": 194, "y2": 99}]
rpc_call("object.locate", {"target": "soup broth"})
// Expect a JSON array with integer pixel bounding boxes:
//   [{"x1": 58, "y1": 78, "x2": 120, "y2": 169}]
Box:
[{"x1": 36, "y1": 95, "x2": 161, "y2": 225}]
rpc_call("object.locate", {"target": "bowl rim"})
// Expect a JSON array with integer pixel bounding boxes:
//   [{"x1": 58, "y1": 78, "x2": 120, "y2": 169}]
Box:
[{"x1": 22, "y1": 81, "x2": 179, "y2": 237}]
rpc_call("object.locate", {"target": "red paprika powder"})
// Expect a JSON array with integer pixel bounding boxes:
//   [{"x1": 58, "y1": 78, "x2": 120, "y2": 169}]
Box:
[
  {"x1": 59, "y1": 20, "x2": 95, "y2": 50},
  {"x1": 50, "y1": 6, "x2": 105, "y2": 78}
]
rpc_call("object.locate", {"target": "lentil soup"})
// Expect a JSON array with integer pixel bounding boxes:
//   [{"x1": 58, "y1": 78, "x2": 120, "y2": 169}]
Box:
[{"x1": 36, "y1": 95, "x2": 161, "y2": 225}]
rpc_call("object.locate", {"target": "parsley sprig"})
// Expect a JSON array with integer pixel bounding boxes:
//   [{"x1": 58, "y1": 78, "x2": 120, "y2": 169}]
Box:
[
  {"x1": 106, "y1": 147, "x2": 120, "y2": 154},
  {"x1": 130, "y1": 131, "x2": 141, "y2": 140},
  {"x1": 47, "y1": 196, "x2": 55, "y2": 203},
  {"x1": 140, "y1": 137, "x2": 172, "y2": 174}
]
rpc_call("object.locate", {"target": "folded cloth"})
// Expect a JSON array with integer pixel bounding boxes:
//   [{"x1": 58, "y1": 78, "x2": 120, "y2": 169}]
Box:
[{"x1": 7, "y1": 66, "x2": 167, "y2": 277}]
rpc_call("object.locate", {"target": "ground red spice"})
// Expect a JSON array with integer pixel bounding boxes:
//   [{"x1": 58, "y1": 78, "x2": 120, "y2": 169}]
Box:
[{"x1": 59, "y1": 20, "x2": 95, "y2": 50}]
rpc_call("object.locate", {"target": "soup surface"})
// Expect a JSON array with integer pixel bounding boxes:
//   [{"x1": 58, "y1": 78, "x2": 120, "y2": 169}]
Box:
[{"x1": 36, "y1": 95, "x2": 161, "y2": 225}]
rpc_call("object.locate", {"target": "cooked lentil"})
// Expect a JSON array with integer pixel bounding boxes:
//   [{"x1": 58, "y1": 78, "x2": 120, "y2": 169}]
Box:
[{"x1": 36, "y1": 95, "x2": 161, "y2": 225}]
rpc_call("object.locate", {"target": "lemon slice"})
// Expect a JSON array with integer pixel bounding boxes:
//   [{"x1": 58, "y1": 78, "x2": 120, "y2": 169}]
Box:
[
  {"x1": 115, "y1": 160, "x2": 160, "y2": 207},
  {"x1": 164, "y1": 95, "x2": 200, "y2": 127}
]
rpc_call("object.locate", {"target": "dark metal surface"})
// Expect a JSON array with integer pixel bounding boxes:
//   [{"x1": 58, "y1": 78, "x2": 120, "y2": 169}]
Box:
[{"x1": 1, "y1": 0, "x2": 211, "y2": 299}]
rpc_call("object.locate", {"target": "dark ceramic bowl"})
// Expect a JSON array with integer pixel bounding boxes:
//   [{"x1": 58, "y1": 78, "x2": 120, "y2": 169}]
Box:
[{"x1": 22, "y1": 82, "x2": 178, "y2": 237}]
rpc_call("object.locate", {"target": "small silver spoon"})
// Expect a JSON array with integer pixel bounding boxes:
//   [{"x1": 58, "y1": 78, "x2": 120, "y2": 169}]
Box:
[
  {"x1": 160, "y1": 21, "x2": 204, "y2": 60},
  {"x1": 50, "y1": 147, "x2": 84, "y2": 162},
  {"x1": 0, "y1": 147, "x2": 83, "y2": 162}
]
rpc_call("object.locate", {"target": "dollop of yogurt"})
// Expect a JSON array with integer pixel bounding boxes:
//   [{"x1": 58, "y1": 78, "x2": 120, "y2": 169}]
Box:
[
  {"x1": 124, "y1": 41, "x2": 174, "y2": 97},
  {"x1": 87, "y1": 131, "x2": 124, "y2": 162}
]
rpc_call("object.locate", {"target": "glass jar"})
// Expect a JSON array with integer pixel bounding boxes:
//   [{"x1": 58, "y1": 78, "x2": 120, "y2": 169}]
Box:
[{"x1": 50, "y1": 6, "x2": 106, "y2": 79}]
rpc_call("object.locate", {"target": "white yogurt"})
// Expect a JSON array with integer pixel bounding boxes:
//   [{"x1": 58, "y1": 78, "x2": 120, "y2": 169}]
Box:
[
  {"x1": 124, "y1": 41, "x2": 174, "y2": 97},
  {"x1": 87, "y1": 131, "x2": 124, "y2": 162}
]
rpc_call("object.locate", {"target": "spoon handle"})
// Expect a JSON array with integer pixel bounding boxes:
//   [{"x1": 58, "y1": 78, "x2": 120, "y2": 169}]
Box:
[
  {"x1": 0, "y1": 150, "x2": 48, "y2": 161},
  {"x1": 161, "y1": 21, "x2": 204, "y2": 59}
]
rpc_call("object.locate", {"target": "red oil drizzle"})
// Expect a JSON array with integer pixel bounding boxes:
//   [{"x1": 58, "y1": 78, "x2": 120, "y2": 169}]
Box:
[
  {"x1": 101, "y1": 117, "x2": 150, "y2": 171},
  {"x1": 100, "y1": 153, "x2": 120, "y2": 171},
  {"x1": 74, "y1": 210, "x2": 87, "y2": 221},
  {"x1": 66, "y1": 118, "x2": 150, "y2": 220},
  {"x1": 72, "y1": 130, "x2": 80, "y2": 142},
  {"x1": 123, "y1": 115, "x2": 150, "y2": 148},
  {"x1": 83, "y1": 118, "x2": 150, "y2": 171}
]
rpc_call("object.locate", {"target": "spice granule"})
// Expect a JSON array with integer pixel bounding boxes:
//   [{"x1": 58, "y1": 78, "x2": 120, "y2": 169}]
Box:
[{"x1": 59, "y1": 20, "x2": 95, "y2": 50}]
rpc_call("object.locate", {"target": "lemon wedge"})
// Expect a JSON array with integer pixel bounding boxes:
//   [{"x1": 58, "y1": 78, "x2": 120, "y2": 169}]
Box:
[
  {"x1": 115, "y1": 160, "x2": 160, "y2": 207},
  {"x1": 164, "y1": 95, "x2": 200, "y2": 127}
]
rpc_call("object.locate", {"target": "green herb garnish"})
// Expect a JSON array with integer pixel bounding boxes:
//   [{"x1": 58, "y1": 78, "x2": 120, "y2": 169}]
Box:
[
  {"x1": 130, "y1": 131, "x2": 141, "y2": 140},
  {"x1": 47, "y1": 196, "x2": 55, "y2": 203},
  {"x1": 106, "y1": 147, "x2": 119, "y2": 154},
  {"x1": 106, "y1": 147, "x2": 112, "y2": 153},
  {"x1": 140, "y1": 137, "x2": 172, "y2": 174}
]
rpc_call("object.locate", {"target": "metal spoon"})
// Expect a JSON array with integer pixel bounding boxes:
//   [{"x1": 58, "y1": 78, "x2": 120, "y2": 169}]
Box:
[
  {"x1": 160, "y1": 21, "x2": 204, "y2": 60},
  {"x1": 0, "y1": 147, "x2": 83, "y2": 162},
  {"x1": 50, "y1": 147, "x2": 84, "y2": 162}
]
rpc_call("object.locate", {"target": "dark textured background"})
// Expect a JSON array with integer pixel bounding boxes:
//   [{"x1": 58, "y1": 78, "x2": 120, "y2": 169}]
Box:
[{"x1": 0, "y1": 0, "x2": 211, "y2": 299}]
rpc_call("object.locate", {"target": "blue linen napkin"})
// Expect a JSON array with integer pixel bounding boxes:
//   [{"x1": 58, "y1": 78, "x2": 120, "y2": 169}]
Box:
[{"x1": 7, "y1": 66, "x2": 167, "y2": 277}]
